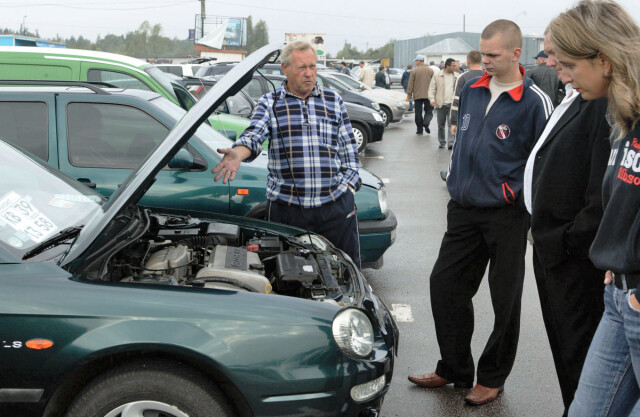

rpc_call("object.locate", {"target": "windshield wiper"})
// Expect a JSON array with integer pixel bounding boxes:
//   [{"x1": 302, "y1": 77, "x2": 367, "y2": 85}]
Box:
[{"x1": 22, "y1": 226, "x2": 84, "y2": 260}]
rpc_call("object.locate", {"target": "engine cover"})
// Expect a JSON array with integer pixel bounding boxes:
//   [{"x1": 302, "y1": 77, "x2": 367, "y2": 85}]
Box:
[{"x1": 195, "y1": 245, "x2": 271, "y2": 294}]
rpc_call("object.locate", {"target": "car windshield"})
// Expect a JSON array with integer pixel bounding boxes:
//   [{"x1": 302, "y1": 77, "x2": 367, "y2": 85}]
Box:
[
  {"x1": 327, "y1": 76, "x2": 358, "y2": 92},
  {"x1": 334, "y1": 74, "x2": 371, "y2": 91},
  {"x1": 149, "y1": 97, "x2": 234, "y2": 155},
  {"x1": 0, "y1": 141, "x2": 103, "y2": 259}
]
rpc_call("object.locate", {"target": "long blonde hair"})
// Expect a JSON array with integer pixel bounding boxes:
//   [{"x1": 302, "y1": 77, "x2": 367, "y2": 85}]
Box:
[{"x1": 549, "y1": 0, "x2": 640, "y2": 138}]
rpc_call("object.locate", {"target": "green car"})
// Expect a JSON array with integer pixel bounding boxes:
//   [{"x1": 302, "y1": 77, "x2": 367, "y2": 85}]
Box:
[
  {"x1": 0, "y1": 44, "x2": 398, "y2": 417},
  {"x1": 0, "y1": 82, "x2": 396, "y2": 269},
  {"x1": 0, "y1": 45, "x2": 250, "y2": 138}
]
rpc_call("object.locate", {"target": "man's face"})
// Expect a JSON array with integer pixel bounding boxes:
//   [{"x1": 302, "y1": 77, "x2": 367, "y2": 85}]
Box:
[
  {"x1": 452, "y1": 61, "x2": 460, "y2": 72},
  {"x1": 359, "y1": 63, "x2": 364, "y2": 68},
  {"x1": 282, "y1": 49, "x2": 317, "y2": 98},
  {"x1": 544, "y1": 32, "x2": 569, "y2": 83},
  {"x1": 480, "y1": 34, "x2": 520, "y2": 79}
]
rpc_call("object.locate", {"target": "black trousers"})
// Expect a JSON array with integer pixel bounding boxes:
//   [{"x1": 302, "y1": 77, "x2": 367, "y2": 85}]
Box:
[
  {"x1": 414, "y1": 99, "x2": 434, "y2": 133},
  {"x1": 267, "y1": 191, "x2": 361, "y2": 268},
  {"x1": 532, "y1": 249, "x2": 604, "y2": 416},
  {"x1": 431, "y1": 200, "x2": 529, "y2": 387}
]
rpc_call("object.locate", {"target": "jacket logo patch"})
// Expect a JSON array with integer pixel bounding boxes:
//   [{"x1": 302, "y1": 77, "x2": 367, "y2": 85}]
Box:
[
  {"x1": 461, "y1": 114, "x2": 470, "y2": 131},
  {"x1": 496, "y1": 124, "x2": 511, "y2": 140}
]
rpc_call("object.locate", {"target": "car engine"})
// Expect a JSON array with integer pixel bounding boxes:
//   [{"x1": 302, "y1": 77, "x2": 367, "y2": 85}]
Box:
[{"x1": 102, "y1": 214, "x2": 355, "y2": 304}]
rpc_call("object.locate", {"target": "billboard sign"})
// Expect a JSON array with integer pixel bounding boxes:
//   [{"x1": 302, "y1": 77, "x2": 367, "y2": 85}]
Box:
[{"x1": 285, "y1": 33, "x2": 326, "y2": 57}]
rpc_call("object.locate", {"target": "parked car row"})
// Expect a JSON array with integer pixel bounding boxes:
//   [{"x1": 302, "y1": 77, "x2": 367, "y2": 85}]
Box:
[{"x1": 0, "y1": 43, "x2": 398, "y2": 417}]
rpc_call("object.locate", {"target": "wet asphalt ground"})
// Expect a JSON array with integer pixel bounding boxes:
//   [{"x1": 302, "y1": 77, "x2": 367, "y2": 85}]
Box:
[{"x1": 361, "y1": 111, "x2": 564, "y2": 417}]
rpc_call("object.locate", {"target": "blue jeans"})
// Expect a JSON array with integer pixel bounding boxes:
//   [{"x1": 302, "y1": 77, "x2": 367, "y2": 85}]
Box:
[{"x1": 569, "y1": 284, "x2": 640, "y2": 416}]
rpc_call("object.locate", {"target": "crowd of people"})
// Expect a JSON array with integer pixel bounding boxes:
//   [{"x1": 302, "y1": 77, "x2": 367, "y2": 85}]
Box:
[{"x1": 211, "y1": 1, "x2": 640, "y2": 414}]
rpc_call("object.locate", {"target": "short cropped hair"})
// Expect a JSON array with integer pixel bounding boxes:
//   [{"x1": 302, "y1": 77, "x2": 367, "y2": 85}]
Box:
[
  {"x1": 444, "y1": 58, "x2": 455, "y2": 68},
  {"x1": 467, "y1": 50, "x2": 482, "y2": 65},
  {"x1": 281, "y1": 41, "x2": 316, "y2": 66},
  {"x1": 481, "y1": 19, "x2": 522, "y2": 49}
]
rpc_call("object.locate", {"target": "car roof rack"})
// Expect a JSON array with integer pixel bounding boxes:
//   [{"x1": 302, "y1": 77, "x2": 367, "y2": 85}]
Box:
[{"x1": 0, "y1": 80, "x2": 113, "y2": 94}]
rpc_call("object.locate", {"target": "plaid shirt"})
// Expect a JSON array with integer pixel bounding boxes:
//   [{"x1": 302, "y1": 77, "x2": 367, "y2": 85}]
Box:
[{"x1": 234, "y1": 81, "x2": 361, "y2": 208}]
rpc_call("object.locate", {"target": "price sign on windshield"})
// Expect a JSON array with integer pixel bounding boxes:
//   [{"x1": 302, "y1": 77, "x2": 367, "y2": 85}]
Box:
[{"x1": 0, "y1": 191, "x2": 58, "y2": 243}]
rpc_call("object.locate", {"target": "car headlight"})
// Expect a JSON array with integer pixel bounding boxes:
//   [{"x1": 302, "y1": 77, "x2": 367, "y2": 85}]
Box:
[
  {"x1": 378, "y1": 189, "x2": 389, "y2": 215},
  {"x1": 371, "y1": 102, "x2": 380, "y2": 111},
  {"x1": 332, "y1": 308, "x2": 374, "y2": 358},
  {"x1": 372, "y1": 112, "x2": 383, "y2": 122}
]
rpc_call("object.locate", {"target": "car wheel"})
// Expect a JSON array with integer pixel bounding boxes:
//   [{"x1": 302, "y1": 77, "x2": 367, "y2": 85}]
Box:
[
  {"x1": 65, "y1": 359, "x2": 234, "y2": 417},
  {"x1": 380, "y1": 106, "x2": 393, "y2": 127},
  {"x1": 351, "y1": 122, "x2": 369, "y2": 153}
]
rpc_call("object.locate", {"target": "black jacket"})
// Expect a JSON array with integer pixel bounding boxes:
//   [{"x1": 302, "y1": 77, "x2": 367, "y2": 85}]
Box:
[
  {"x1": 530, "y1": 97, "x2": 610, "y2": 268},
  {"x1": 528, "y1": 64, "x2": 563, "y2": 107}
]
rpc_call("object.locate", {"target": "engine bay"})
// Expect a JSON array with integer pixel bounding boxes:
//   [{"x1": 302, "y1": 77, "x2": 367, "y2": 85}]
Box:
[{"x1": 101, "y1": 213, "x2": 357, "y2": 305}]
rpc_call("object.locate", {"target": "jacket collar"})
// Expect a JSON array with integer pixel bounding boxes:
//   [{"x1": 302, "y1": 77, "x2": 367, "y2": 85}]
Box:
[
  {"x1": 280, "y1": 80, "x2": 321, "y2": 100},
  {"x1": 471, "y1": 65, "x2": 527, "y2": 102}
]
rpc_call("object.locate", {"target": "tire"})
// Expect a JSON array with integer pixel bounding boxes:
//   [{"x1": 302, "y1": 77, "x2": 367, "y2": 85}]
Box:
[
  {"x1": 351, "y1": 122, "x2": 369, "y2": 153},
  {"x1": 380, "y1": 106, "x2": 393, "y2": 127},
  {"x1": 65, "y1": 359, "x2": 234, "y2": 417}
]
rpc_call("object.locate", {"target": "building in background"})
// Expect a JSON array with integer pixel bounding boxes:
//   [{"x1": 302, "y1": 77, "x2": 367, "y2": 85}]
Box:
[
  {"x1": 394, "y1": 31, "x2": 543, "y2": 69},
  {"x1": 0, "y1": 35, "x2": 65, "y2": 48},
  {"x1": 415, "y1": 38, "x2": 473, "y2": 66}
]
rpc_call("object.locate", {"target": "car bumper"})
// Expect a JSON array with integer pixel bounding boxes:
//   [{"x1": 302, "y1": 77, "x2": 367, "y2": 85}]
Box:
[
  {"x1": 359, "y1": 210, "x2": 397, "y2": 268},
  {"x1": 367, "y1": 121, "x2": 385, "y2": 143},
  {"x1": 248, "y1": 290, "x2": 398, "y2": 417},
  {"x1": 391, "y1": 106, "x2": 405, "y2": 122}
]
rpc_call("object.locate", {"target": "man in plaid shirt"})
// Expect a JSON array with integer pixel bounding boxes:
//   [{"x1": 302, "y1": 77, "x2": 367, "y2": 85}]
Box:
[{"x1": 212, "y1": 41, "x2": 363, "y2": 267}]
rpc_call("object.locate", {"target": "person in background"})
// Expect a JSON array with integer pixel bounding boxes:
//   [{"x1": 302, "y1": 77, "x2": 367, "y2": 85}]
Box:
[
  {"x1": 529, "y1": 50, "x2": 564, "y2": 107},
  {"x1": 211, "y1": 41, "x2": 362, "y2": 268},
  {"x1": 401, "y1": 64, "x2": 414, "y2": 111},
  {"x1": 375, "y1": 65, "x2": 391, "y2": 89},
  {"x1": 428, "y1": 58, "x2": 460, "y2": 149},
  {"x1": 440, "y1": 50, "x2": 484, "y2": 181},
  {"x1": 525, "y1": 25, "x2": 610, "y2": 417},
  {"x1": 407, "y1": 55, "x2": 435, "y2": 135},
  {"x1": 340, "y1": 61, "x2": 351, "y2": 76},
  {"x1": 358, "y1": 61, "x2": 375, "y2": 86},
  {"x1": 546, "y1": 1, "x2": 640, "y2": 415}
]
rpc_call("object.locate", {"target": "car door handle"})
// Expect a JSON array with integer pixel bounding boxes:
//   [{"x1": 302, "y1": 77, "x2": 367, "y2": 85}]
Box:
[{"x1": 77, "y1": 178, "x2": 97, "y2": 188}]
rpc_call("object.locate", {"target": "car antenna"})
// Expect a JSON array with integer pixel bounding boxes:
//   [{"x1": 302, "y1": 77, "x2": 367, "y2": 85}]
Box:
[{"x1": 259, "y1": 70, "x2": 317, "y2": 250}]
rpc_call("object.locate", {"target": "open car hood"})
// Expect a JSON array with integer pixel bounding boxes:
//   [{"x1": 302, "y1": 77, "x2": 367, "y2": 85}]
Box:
[{"x1": 61, "y1": 43, "x2": 283, "y2": 266}]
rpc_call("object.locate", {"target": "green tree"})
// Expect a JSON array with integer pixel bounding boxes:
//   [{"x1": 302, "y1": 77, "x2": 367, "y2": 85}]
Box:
[{"x1": 245, "y1": 15, "x2": 269, "y2": 54}]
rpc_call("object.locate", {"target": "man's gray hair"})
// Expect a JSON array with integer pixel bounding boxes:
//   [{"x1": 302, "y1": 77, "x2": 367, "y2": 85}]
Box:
[{"x1": 281, "y1": 41, "x2": 317, "y2": 66}]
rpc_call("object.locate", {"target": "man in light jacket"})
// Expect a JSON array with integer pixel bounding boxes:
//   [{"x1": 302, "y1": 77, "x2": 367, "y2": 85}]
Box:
[
  {"x1": 358, "y1": 61, "x2": 375, "y2": 86},
  {"x1": 429, "y1": 58, "x2": 460, "y2": 148}
]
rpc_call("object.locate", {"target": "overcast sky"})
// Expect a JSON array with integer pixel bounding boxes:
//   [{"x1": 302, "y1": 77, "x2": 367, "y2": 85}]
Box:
[{"x1": 3, "y1": 0, "x2": 640, "y2": 54}]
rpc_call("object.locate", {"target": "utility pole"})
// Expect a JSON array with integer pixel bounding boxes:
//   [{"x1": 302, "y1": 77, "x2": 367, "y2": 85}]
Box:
[
  {"x1": 200, "y1": 0, "x2": 206, "y2": 39},
  {"x1": 463, "y1": 14, "x2": 466, "y2": 33}
]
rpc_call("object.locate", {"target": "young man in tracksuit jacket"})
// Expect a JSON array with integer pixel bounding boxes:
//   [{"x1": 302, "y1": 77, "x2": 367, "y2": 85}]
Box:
[{"x1": 408, "y1": 19, "x2": 552, "y2": 405}]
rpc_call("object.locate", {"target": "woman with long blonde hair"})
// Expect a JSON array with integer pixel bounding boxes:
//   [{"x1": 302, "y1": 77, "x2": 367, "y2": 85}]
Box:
[{"x1": 549, "y1": 1, "x2": 640, "y2": 415}]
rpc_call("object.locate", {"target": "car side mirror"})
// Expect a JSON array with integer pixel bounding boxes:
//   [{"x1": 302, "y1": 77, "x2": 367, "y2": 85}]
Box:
[
  {"x1": 220, "y1": 129, "x2": 237, "y2": 140},
  {"x1": 168, "y1": 148, "x2": 195, "y2": 169}
]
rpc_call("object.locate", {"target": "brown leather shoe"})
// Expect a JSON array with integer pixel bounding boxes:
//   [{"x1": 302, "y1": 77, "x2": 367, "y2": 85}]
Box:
[
  {"x1": 408, "y1": 372, "x2": 452, "y2": 388},
  {"x1": 464, "y1": 384, "x2": 504, "y2": 405}
]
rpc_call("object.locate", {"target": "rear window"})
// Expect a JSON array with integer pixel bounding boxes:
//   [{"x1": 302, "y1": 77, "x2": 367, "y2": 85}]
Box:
[{"x1": 0, "y1": 101, "x2": 48, "y2": 161}]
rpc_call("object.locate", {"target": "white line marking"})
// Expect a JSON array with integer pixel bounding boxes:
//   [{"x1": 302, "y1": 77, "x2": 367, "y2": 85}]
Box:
[
  {"x1": 365, "y1": 156, "x2": 385, "y2": 159},
  {"x1": 381, "y1": 178, "x2": 390, "y2": 184},
  {"x1": 390, "y1": 304, "x2": 414, "y2": 322}
]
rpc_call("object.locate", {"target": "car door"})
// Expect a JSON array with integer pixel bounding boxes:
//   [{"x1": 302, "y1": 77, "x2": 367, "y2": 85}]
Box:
[
  {"x1": 0, "y1": 94, "x2": 57, "y2": 168},
  {"x1": 56, "y1": 95, "x2": 231, "y2": 214}
]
